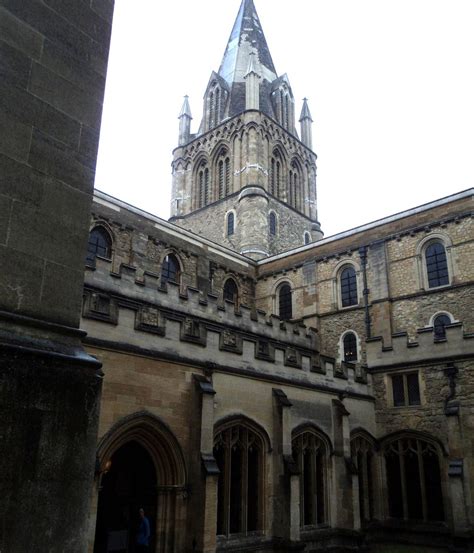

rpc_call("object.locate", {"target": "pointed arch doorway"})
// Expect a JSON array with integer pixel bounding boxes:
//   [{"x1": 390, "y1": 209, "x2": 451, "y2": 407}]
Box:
[
  {"x1": 94, "y1": 441, "x2": 157, "y2": 552},
  {"x1": 92, "y1": 412, "x2": 187, "y2": 553}
]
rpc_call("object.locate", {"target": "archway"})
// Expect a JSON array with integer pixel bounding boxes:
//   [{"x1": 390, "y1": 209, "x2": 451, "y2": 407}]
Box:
[
  {"x1": 94, "y1": 441, "x2": 157, "y2": 552},
  {"x1": 92, "y1": 412, "x2": 187, "y2": 553}
]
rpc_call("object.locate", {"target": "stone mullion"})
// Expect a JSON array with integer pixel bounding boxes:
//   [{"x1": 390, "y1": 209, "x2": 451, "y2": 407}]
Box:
[
  {"x1": 399, "y1": 442, "x2": 409, "y2": 520},
  {"x1": 362, "y1": 451, "x2": 370, "y2": 521},
  {"x1": 242, "y1": 430, "x2": 249, "y2": 534},
  {"x1": 417, "y1": 442, "x2": 428, "y2": 521},
  {"x1": 224, "y1": 436, "x2": 232, "y2": 537},
  {"x1": 312, "y1": 447, "x2": 318, "y2": 525}
]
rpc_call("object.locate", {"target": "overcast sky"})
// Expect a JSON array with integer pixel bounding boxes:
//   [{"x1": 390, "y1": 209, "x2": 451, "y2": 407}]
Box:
[{"x1": 95, "y1": 0, "x2": 474, "y2": 238}]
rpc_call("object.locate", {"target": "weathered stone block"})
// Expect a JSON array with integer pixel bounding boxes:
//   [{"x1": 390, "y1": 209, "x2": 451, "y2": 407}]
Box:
[
  {"x1": 0, "y1": 153, "x2": 45, "y2": 205},
  {"x1": 0, "y1": 108, "x2": 32, "y2": 162},
  {"x1": 0, "y1": 6, "x2": 43, "y2": 59},
  {"x1": 0, "y1": 39, "x2": 31, "y2": 88}
]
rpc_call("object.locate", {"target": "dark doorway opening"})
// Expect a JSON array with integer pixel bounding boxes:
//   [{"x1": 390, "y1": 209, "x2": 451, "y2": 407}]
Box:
[{"x1": 94, "y1": 441, "x2": 157, "y2": 553}]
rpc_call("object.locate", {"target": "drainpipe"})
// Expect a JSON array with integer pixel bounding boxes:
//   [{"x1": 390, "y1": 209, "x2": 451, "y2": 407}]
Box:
[{"x1": 359, "y1": 246, "x2": 371, "y2": 338}]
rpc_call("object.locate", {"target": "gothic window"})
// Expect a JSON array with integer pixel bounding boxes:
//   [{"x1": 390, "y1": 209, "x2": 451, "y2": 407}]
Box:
[
  {"x1": 433, "y1": 313, "x2": 452, "y2": 339},
  {"x1": 384, "y1": 436, "x2": 444, "y2": 522},
  {"x1": 270, "y1": 150, "x2": 282, "y2": 197},
  {"x1": 343, "y1": 332, "x2": 358, "y2": 362},
  {"x1": 161, "y1": 254, "x2": 180, "y2": 286},
  {"x1": 289, "y1": 159, "x2": 302, "y2": 210},
  {"x1": 227, "y1": 212, "x2": 235, "y2": 237},
  {"x1": 217, "y1": 149, "x2": 231, "y2": 199},
  {"x1": 351, "y1": 435, "x2": 375, "y2": 523},
  {"x1": 425, "y1": 242, "x2": 449, "y2": 288},
  {"x1": 292, "y1": 430, "x2": 328, "y2": 527},
  {"x1": 86, "y1": 226, "x2": 112, "y2": 265},
  {"x1": 340, "y1": 266, "x2": 358, "y2": 307},
  {"x1": 278, "y1": 283, "x2": 293, "y2": 321},
  {"x1": 209, "y1": 82, "x2": 223, "y2": 129},
  {"x1": 304, "y1": 232, "x2": 311, "y2": 245},
  {"x1": 214, "y1": 423, "x2": 264, "y2": 537},
  {"x1": 269, "y1": 212, "x2": 277, "y2": 236},
  {"x1": 391, "y1": 372, "x2": 421, "y2": 407},
  {"x1": 223, "y1": 278, "x2": 239, "y2": 305},
  {"x1": 198, "y1": 162, "x2": 210, "y2": 208}
]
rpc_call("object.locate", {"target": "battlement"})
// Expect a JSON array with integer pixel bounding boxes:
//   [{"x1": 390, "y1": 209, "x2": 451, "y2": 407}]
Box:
[
  {"x1": 84, "y1": 257, "x2": 316, "y2": 350},
  {"x1": 367, "y1": 322, "x2": 474, "y2": 369}
]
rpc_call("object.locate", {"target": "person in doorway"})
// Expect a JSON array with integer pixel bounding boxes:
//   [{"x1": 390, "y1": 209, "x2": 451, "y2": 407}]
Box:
[{"x1": 136, "y1": 508, "x2": 150, "y2": 552}]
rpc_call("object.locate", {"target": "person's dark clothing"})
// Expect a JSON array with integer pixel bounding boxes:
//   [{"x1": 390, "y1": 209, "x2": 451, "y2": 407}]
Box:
[{"x1": 137, "y1": 515, "x2": 150, "y2": 549}]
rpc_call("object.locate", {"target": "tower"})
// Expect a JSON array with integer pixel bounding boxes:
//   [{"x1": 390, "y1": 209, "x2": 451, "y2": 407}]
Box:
[{"x1": 170, "y1": 0, "x2": 323, "y2": 259}]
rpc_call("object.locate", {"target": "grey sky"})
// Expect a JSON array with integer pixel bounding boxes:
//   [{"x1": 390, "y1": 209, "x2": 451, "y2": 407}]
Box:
[{"x1": 95, "y1": 0, "x2": 474, "y2": 237}]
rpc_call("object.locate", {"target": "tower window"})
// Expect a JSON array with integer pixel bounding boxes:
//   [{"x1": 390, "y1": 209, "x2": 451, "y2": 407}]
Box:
[
  {"x1": 343, "y1": 332, "x2": 358, "y2": 362},
  {"x1": 269, "y1": 212, "x2": 277, "y2": 236},
  {"x1": 86, "y1": 226, "x2": 112, "y2": 265},
  {"x1": 278, "y1": 283, "x2": 292, "y2": 321},
  {"x1": 214, "y1": 423, "x2": 264, "y2": 537},
  {"x1": 226, "y1": 212, "x2": 235, "y2": 236},
  {"x1": 223, "y1": 278, "x2": 238, "y2": 304},
  {"x1": 270, "y1": 150, "x2": 282, "y2": 197},
  {"x1": 217, "y1": 149, "x2": 230, "y2": 199},
  {"x1": 161, "y1": 254, "x2": 180, "y2": 286},
  {"x1": 304, "y1": 232, "x2": 311, "y2": 245},
  {"x1": 198, "y1": 163, "x2": 210, "y2": 208},
  {"x1": 433, "y1": 313, "x2": 451, "y2": 339},
  {"x1": 425, "y1": 242, "x2": 449, "y2": 288},
  {"x1": 340, "y1": 266, "x2": 358, "y2": 307}
]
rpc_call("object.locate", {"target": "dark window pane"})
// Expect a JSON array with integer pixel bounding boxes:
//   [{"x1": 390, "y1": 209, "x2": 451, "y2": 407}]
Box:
[
  {"x1": 279, "y1": 284, "x2": 292, "y2": 320},
  {"x1": 406, "y1": 373, "x2": 421, "y2": 405},
  {"x1": 161, "y1": 254, "x2": 179, "y2": 285},
  {"x1": 424, "y1": 451, "x2": 444, "y2": 521},
  {"x1": 86, "y1": 227, "x2": 111, "y2": 265},
  {"x1": 316, "y1": 449, "x2": 326, "y2": 524},
  {"x1": 230, "y1": 446, "x2": 243, "y2": 534},
  {"x1": 392, "y1": 374, "x2": 405, "y2": 406},
  {"x1": 269, "y1": 213, "x2": 276, "y2": 236},
  {"x1": 227, "y1": 212, "x2": 234, "y2": 236},
  {"x1": 343, "y1": 333, "x2": 358, "y2": 362},
  {"x1": 341, "y1": 267, "x2": 358, "y2": 307},
  {"x1": 385, "y1": 448, "x2": 403, "y2": 518},
  {"x1": 214, "y1": 445, "x2": 226, "y2": 535},
  {"x1": 425, "y1": 243, "x2": 449, "y2": 288},
  {"x1": 247, "y1": 447, "x2": 259, "y2": 531},
  {"x1": 223, "y1": 279, "x2": 238, "y2": 303},
  {"x1": 304, "y1": 232, "x2": 310, "y2": 245},
  {"x1": 303, "y1": 449, "x2": 314, "y2": 525},
  {"x1": 433, "y1": 314, "x2": 451, "y2": 339},
  {"x1": 405, "y1": 444, "x2": 423, "y2": 519}
]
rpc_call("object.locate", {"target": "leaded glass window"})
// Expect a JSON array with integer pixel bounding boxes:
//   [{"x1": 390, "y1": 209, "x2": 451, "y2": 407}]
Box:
[
  {"x1": 425, "y1": 243, "x2": 449, "y2": 288},
  {"x1": 86, "y1": 227, "x2": 111, "y2": 265},
  {"x1": 161, "y1": 254, "x2": 180, "y2": 286},
  {"x1": 340, "y1": 267, "x2": 358, "y2": 307},
  {"x1": 343, "y1": 332, "x2": 358, "y2": 362},
  {"x1": 278, "y1": 283, "x2": 292, "y2": 320}
]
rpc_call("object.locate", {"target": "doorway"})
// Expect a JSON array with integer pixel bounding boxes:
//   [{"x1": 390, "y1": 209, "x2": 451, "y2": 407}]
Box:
[{"x1": 94, "y1": 441, "x2": 158, "y2": 553}]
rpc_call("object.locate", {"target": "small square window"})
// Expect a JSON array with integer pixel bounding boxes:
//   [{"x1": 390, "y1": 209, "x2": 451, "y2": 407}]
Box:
[{"x1": 390, "y1": 372, "x2": 421, "y2": 407}]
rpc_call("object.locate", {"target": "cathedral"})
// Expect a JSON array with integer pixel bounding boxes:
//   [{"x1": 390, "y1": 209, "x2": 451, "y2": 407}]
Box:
[
  {"x1": 0, "y1": 1, "x2": 473, "y2": 553},
  {"x1": 82, "y1": 1, "x2": 474, "y2": 552}
]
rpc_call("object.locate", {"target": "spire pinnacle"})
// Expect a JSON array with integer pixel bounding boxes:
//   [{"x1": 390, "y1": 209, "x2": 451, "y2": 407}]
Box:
[
  {"x1": 178, "y1": 95, "x2": 192, "y2": 119},
  {"x1": 299, "y1": 98, "x2": 313, "y2": 122}
]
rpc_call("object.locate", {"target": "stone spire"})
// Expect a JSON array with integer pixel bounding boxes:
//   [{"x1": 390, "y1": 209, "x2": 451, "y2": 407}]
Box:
[
  {"x1": 245, "y1": 53, "x2": 261, "y2": 110},
  {"x1": 299, "y1": 98, "x2": 313, "y2": 150},
  {"x1": 178, "y1": 95, "x2": 192, "y2": 146},
  {"x1": 218, "y1": 0, "x2": 278, "y2": 118}
]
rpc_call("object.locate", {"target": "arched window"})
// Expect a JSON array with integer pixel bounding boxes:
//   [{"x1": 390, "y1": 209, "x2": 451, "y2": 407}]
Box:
[
  {"x1": 340, "y1": 266, "x2": 358, "y2": 307},
  {"x1": 278, "y1": 283, "x2": 293, "y2": 321},
  {"x1": 289, "y1": 159, "x2": 301, "y2": 209},
  {"x1": 198, "y1": 162, "x2": 210, "y2": 208},
  {"x1": 304, "y1": 232, "x2": 311, "y2": 245},
  {"x1": 351, "y1": 435, "x2": 375, "y2": 523},
  {"x1": 227, "y1": 212, "x2": 235, "y2": 237},
  {"x1": 433, "y1": 313, "x2": 451, "y2": 339},
  {"x1": 269, "y1": 212, "x2": 277, "y2": 236},
  {"x1": 86, "y1": 226, "x2": 112, "y2": 265},
  {"x1": 292, "y1": 429, "x2": 328, "y2": 527},
  {"x1": 425, "y1": 242, "x2": 449, "y2": 288},
  {"x1": 214, "y1": 423, "x2": 264, "y2": 536},
  {"x1": 343, "y1": 332, "x2": 358, "y2": 362},
  {"x1": 161, "y1": 254, "x2": 180, "y2": 286},
  {"x1": 270, "y1": 150, "x2": 282, "y2": 197},
  {"x1": 383, "y1": 436, "x2": 444, "y2": 522},
  {"x1": 223, "y1": 278, "x2": 238, "y2": 304}
]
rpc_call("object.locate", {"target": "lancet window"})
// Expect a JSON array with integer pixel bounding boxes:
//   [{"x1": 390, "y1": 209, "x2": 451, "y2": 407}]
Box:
[
  {"x1": 214, "y1": 423, "x2": 264, "y2": 537},
  {"x1": 351, "y1": 435, "x2": 375, "y2": 523},
  {"x1": 198, "y1": 162, "x2": 210, "y2": 208},
  {"x1": 217, "y1": 148, "x2": 231, "y2": 199},
  {"x1": 292, "y1": 430, "x2": 328, "y2": 527},
  {"x1": 270, "y1": 150, "x2": 283, "y2": 197}
]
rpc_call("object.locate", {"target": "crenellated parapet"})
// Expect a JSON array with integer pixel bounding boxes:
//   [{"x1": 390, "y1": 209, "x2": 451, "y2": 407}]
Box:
[
  {"x1": 367, "y1": 323, "x2": 474, "y2": 369},
  {"x1": 82, "y1": 258, "x2": 371, "y2": 398}
]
